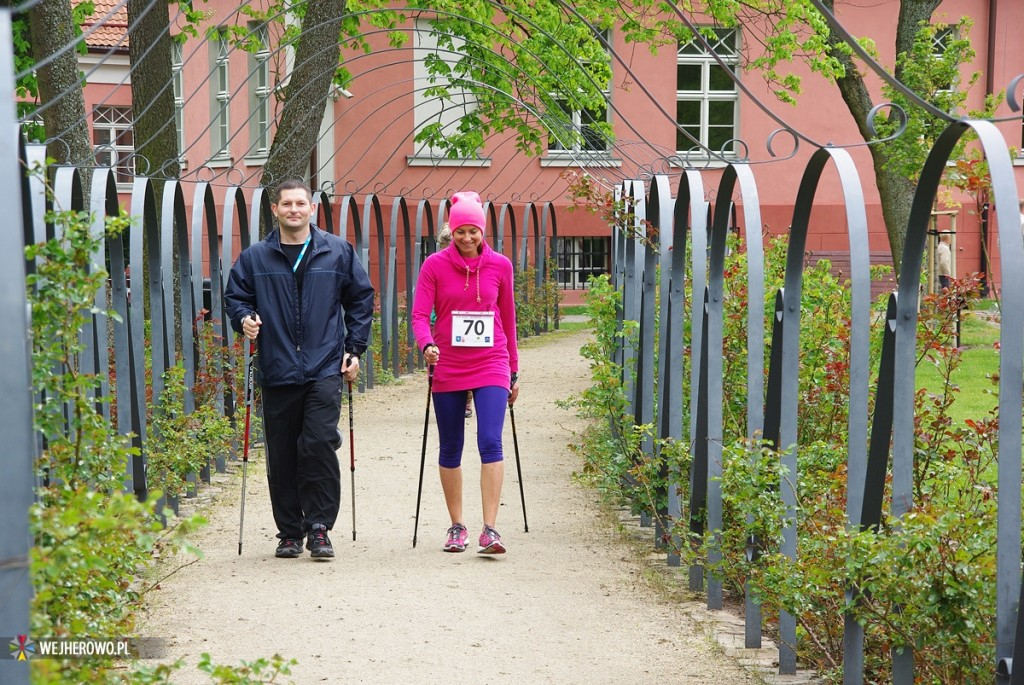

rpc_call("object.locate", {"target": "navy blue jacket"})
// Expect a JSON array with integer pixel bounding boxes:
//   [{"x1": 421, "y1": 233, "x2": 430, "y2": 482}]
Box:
[{"x1": 224, "y1": 225, "x2": 375, "y2": 387}]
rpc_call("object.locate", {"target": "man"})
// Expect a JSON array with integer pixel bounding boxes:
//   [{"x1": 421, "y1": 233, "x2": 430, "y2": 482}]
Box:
[
  {"x1": 936, "y1": 232, "x2": 952, "y2": 291},
  {"x1": 225, "y1": 179, "x2": 375, "y2": 560}
]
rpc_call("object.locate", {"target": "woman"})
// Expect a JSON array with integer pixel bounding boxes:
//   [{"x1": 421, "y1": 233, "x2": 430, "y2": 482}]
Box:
[
  {"x1": 436, "y1": 225, "x2": 474, "y2": 419},
  {"x1": 412, "y1": 191, "x2": 520, "y2": 554}
]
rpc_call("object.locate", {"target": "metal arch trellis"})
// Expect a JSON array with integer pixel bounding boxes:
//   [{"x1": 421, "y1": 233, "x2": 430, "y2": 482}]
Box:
[{"x1": 603, "y1": 118, "x2": 1024, "y2": 684}]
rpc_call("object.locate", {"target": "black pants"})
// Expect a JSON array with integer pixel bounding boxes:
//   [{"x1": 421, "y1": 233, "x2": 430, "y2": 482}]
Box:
[{"x1": 261, "y1": 375, "x2": 343, "y2": 539}]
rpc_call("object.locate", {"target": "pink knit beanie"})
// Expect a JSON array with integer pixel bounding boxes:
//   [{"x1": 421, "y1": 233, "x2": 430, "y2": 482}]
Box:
[{"x1": 448, "y1": 191, "x2": 486, "y2": 231}]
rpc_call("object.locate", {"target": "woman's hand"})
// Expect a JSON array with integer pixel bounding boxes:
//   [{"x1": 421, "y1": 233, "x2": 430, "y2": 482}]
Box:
[
  {"x1": 508, "y1": 373, "x2": 519, "y2": 405},
  {"x1": 424, "y1": 344, "x2": 440, "y2": 365}
]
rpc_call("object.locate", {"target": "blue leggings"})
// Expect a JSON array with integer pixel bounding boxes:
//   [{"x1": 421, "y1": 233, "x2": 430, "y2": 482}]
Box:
[{"x1": 433, "y1": 385, "x2": 507, "y2": 468}]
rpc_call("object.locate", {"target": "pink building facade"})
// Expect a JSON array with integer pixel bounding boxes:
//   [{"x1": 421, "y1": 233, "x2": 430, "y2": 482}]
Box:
[{"x1": 76, "y1": 0, "x2": 1024, "y2": 299}]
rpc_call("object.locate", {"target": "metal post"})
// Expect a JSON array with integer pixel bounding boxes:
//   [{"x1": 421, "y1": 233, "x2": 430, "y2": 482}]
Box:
[{"x1": 0, "y1": 11, "x2": 36, "y2": 684}]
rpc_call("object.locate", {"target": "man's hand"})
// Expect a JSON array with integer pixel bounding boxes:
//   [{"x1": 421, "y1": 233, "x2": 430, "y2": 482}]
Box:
[
  {"x1": 342, "y1": 353, "x2": 360, "y2": 383},
  {"x1": 242, "y1": 313, "x2": 262, "y2": 340}
]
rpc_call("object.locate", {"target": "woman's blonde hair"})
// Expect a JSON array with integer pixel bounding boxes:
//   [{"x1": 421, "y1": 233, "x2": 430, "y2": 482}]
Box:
[{"x1": 437, "y1": 223, "x2": 452, "y2": 249}]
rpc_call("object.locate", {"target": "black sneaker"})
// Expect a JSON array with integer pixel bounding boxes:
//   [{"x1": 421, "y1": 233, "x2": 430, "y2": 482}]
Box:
[
  {"x1": 275, "y1": 538, "x2": 303, "y2": 558},
  {"x1": 307, "y1": 525, "x2": 335, "y2": 560}
]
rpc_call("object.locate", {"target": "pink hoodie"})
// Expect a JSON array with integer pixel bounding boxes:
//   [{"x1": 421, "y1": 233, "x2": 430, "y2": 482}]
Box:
[{"x1": 412, "y1": 241, "x2": 519, "y2": 392}]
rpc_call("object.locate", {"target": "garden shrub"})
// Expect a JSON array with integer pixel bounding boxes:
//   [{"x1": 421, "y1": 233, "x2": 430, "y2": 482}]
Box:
[{"x1": 568, "y1": 222, "x2": 998, "y2": 682}]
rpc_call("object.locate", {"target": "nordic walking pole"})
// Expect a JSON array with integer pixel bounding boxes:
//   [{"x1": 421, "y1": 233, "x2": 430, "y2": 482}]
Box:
[
  {"x1": 508, "y1": 401, "x2": 528, "y2": 533},
  {"x1": 347, "y1": 374, "x2": 356, "y2": 541},
  {"x1": 412, "y1": 365, "x2": 435, "y2": 547},
  {"x1": 238, "y1": 339, "x2": 256, "y2": 555}
]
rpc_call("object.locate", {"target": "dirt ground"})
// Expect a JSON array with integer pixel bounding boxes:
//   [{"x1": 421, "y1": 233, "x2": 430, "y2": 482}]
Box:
[{"x1": 138, "y1": 327, "x2": 760, "y2": 684}]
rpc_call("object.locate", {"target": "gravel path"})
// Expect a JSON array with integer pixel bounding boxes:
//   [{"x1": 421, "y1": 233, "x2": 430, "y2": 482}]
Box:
[{"x1": 138, "y1": 328, "x2": 759, "y2": 684}]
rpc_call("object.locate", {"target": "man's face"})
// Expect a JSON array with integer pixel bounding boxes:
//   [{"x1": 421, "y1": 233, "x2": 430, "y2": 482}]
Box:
[{"x1": 273, "y1": 188, "x2": 315, "y2": 233}]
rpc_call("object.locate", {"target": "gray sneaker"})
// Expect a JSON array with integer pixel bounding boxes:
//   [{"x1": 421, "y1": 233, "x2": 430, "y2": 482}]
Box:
[
  {"x1": 275, "y1": 537, "x2": 303, "y2": 558},
  {"x1": 306, "y1": 525, "x2": 335, "y2": 560}
]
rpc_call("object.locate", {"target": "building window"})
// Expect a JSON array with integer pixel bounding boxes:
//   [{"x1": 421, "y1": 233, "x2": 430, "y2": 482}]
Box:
[
  {"x1": 930, "y1": 26, "x2": 957, "y2": 94},
  {"x1": 411, "y1": 19, "x2": 478, "y2": 160},
  {"x1": 556, "y1": 236, "x2": 611, "y2": 289},
  {"x1": 249, "y1": 22, "x2": 272, "y2": 158},
  {"x1": 210, "y1": 31, "x2": 231, "y2": 161},
  {"x1": 676, "y1": 28, "x2": 738, "y2": 157},
  {"x1": 547, "y1": 30, "x2": 611, "y2": 155},
  {"x1": 171, "y1": 41, "x2": 185, "y2": 160},
  {"x1": 92, "y1": 106, "x2": 134, "y2": 185},
  {"x1": 547, "y1": 96, "x2": 609, "y2": 154}
]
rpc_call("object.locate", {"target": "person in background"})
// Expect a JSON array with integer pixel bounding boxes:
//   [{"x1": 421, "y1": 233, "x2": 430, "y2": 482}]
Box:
[
  {"x1": 225, "y1": 179, "x2": 375, "y2": 560},
  {"x1": 435, "y1": 224, "x2": 474, "y2": 419},
  {"x1": 936, "y1": 232, "x2": 952, "y2": 291},
  {"x1": 413, "y1": 191, "x2": 520, "y2": 554}
]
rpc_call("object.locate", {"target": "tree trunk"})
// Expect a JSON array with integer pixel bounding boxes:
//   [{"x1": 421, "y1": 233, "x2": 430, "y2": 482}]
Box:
[
  {"x1": 259, "y1": 0, "x2": 347, "y2": 218},
  {"x1": 821, "y1": 0, "x2": 941, "y2": 276},
  {"x1": 127, "y1": 0, "x2": 180, "y2": 180},
  {"x1": 127, "y1": 0, "x2": 181, "y2": 348},
  {"x1": 28, "y1": 0, "x2": 93, "y2": 194}
]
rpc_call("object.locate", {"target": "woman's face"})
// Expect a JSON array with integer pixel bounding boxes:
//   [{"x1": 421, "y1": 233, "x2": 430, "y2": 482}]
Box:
[{"x1": 453, "y1": 224, "x2": 483, "y2": 257}]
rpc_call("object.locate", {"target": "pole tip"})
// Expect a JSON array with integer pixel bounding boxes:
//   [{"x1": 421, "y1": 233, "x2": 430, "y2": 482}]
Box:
[{"x1": 238, "y1": 543, "x2": 242, "y2": 555}]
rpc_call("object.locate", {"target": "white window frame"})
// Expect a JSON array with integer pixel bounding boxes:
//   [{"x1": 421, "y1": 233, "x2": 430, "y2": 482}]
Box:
[
  {"x1": 931, "y1": 26, "x2": 957, "y2": 95},
  {"x1": 209, "y1": 31, "x2": 231, "y2": 163},
  {"x1": 556, "y1": 236, "x2": 611, "y2": 289},
  {"x1": 171, "y1": 40, "x2": 186, "y2": 165},
  {"x1": 409, "y1": 19, "x2": 485, "y2": 166},
  {"x1": 247, "y1": 22, "x2": 272, "y2": 162},
  {"x1": 676, "y1": 27, "x2": 739, "y2": 160},
  {"x1": 92, "y1": 105, "x2": 135, "y2": 189},
  {"x1": 546, "y1": 30, "x2": 612, "y2": 159}
]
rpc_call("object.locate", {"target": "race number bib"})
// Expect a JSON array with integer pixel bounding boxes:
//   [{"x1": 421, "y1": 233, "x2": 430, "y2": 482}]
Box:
[{"x1": 451, "y1": 310, "x2": 495, "y2": 347}]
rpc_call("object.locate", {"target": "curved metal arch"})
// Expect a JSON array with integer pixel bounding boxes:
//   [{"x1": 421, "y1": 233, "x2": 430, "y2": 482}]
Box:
[
  {"x1": 413, "y1": 197, "x2": 435, "y2": 270},
  {"x1": 3, "y1": 96, "x2": 35, "y2": 643},
  {"x1": 217, "y1": 185, "x2": 251, "y2": 473},
  {"x1": 519, "y1": 201, "x2": 541, "y2": 274},
  {"x1": 126, "y1": 176, "x2": 162, "y2": 500},
  {"x1": 52, "y1": 165, "x2": 84, "y2": 219},
  {"x1": 337, "y1": 193, "x2": 362, "y2": 245},
  {"x1": 494, "y1": 202, "x2": 517, "y2": 258},
  {"x1": 769, "y1": 145, "x2": 875, "y2": 674},
  {"x1": 22, "y1": 142, "x2": 48, "y2": 262},
  {"x1": 360, "y1": 193, "x2": 385, "y2": 391},
  {"x1": 889, "y1": 120, "x2": 1023, "y2": 679},
  {"x1": 503, "y1": 202, "x2": 520, "y2": 268},
  {"x1": 619, "y1": 180, "x2": 646, "y2": 421},
  {"x1": 384, "y1": 195, "x2": 414, "y2": 376},
  {"x1": 189, "y1": 182, "x2": 226, "y2": 486},
  {"x1": 221, "y1": 186, "x2": 251, "y2": 350},
  {"x1": 312, "y1": 188, "x2": 336, "y2": 235},
  {"x1": 653, "y1": 171, "x2": 695, "y2": 572},
  {"x1": 159, "y1": 180, "x2": 195, "y2": 409},
  {"x1": 248, "y1": 186, "x2": 273, "y2": 245},
  {"x1": 705, "y1": 163, "x2": 770, "y2": 637},
  {"x1": 540, "y1": 202, "x2": 559, "y2": 330},
  {"x1": 648, "y1": 173, "x2": 675, "y2": 542},
  {"x1": 683, "y1": 169, "x2": 709, "y2": 595},
  {"x1": 410, "y1": 199, "x2": 436, "y2": 371},
  {"x1": 84, "y1": 168, "x2": 122, "y2": 419},
  {"x1": 482, "y1": 200, "x2": 500, "y2": 251}
]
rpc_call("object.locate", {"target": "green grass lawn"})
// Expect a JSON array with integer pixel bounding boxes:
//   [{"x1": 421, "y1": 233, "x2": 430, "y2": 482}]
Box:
[{"x1": 916, "y1": 311, "x2": 1001, "y2": 424}]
